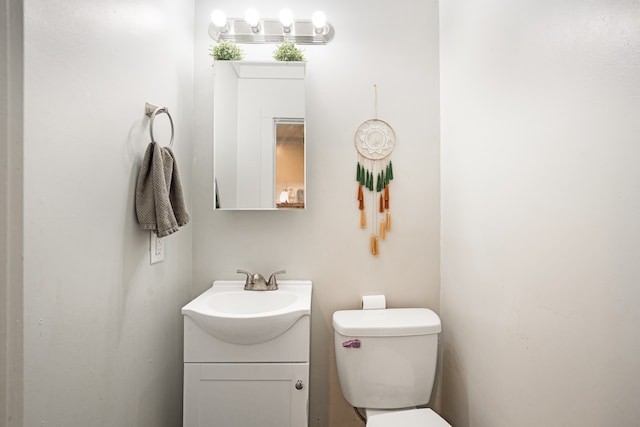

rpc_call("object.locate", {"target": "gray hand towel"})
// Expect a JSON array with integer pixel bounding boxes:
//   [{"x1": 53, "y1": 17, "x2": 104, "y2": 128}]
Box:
[{"x1": 135, "y1": 142, "x2": 190, "y2": 237}]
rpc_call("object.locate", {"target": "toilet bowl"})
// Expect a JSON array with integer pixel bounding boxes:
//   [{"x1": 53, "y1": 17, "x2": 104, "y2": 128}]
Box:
[{"x1": 333, "y1": 308, "x2": 451, "y2": 427}]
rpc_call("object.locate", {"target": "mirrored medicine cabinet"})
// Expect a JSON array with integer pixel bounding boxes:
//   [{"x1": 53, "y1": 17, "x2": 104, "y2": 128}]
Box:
[{"x1": 213, "y1": 61, "x2": 306, "y2": 210}]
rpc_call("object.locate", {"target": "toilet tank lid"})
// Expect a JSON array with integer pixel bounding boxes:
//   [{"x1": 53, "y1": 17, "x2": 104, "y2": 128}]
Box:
[{"x1": 333, "y1": 308, "x2": 441, "y2": 337}]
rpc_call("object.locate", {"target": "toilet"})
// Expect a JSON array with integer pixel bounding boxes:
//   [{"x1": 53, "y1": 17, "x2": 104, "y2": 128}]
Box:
[{"x1": 333, "y1": 308, "x2": 451, "y2": 426}]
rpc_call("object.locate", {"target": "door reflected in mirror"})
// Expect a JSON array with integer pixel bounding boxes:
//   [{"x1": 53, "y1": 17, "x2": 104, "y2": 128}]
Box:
[
  {"x1": 213, "y1": 61, "x2": 306, "y2": 210},
  {"x1": 275, "y1": 120, "x2": 305, "y2": 208}
]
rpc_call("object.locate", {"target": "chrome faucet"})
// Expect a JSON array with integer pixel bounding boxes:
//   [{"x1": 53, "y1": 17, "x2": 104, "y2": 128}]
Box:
[{"x1": 237, "y1": 269, "x2": 286, "y2": 291}]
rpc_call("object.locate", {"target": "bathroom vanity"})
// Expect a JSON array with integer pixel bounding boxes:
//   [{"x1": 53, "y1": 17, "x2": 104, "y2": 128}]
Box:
[{"x1": 182, "y1": 280, "x2": 312, "y2": 427}]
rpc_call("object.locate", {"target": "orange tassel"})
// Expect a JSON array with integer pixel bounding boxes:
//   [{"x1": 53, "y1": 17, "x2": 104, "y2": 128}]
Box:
[
  {"x1": 386, "y1": 211, "x2": 392, "y2": 231},
  {"x1": 359, "y1": 198, "x2": 364, "y2": 210},
  {"x1": 371, "y1": 234, "x2": 379, "y2": 255},
  {"x1": 380, "y1": 220, "x2": 386, "y2": 240},
  {"x1": 358, "y1": 184, "x2": 363, "y2": 201},
  {"x1": 384, "y1": 185, "x2": 390, "y2": 209},
  {"x1": 360, "y1": 210, "x2": 367, "y2": 228},
  {"x1": 379, "y1": 193, "x2": 384, "y2": 213}
]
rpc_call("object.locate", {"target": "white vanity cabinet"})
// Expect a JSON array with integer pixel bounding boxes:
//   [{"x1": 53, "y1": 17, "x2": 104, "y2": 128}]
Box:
[
  {"x1": 182, "y1": 281, "x2": 312, "y2": 427},
  {"x1": 183, "y1": 362, "x2": 308, "y2": 426}
]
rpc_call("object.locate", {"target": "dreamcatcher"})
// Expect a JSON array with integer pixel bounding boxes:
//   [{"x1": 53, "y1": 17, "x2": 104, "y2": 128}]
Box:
[{"x1": 355, "y1": 85, "x2": 396, "y2": 255}]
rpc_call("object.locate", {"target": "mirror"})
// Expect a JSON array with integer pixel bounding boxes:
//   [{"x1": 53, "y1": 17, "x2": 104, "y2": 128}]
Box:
[{"x1": 213, "y1": 61, "x2": 306, "y2": 210}]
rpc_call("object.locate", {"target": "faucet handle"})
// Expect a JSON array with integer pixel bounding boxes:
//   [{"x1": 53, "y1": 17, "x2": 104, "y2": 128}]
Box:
[
  {"x1": 268, "y1": 270, "x2": 286, "y2": 289},
  {"x1": 236, "y1": 270, "x2": 253, "y2": 289}
]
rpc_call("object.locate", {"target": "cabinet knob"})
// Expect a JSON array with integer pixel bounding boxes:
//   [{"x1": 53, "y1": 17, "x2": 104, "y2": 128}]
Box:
[{"x1": 295, "y1": 380, "x2": 304, "y2": 390}]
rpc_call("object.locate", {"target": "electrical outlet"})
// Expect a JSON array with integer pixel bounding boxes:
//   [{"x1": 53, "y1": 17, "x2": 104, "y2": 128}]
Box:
[{"x1": 150, "y1": 231, "x2": 165, "y2": 264}]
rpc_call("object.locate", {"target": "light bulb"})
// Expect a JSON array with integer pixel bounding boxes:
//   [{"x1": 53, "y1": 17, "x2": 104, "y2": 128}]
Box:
[
  {"x1": 311, "y1": 11, "x2": 327, "y2": 29},
  {"x1": 210, "y1": 9, "x2": 227, "y2": 28},
  {"x1": 244, "y1": 8, "x2": 260, "y2": 28},
  {"x1": 279, "y1": 9, "x2": 294, "y2": 28}
]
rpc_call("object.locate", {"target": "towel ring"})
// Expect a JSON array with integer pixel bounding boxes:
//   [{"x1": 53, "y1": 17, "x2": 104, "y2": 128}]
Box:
[{"x1": 145, "y1": 102, "x2": 174, "y2": 148}]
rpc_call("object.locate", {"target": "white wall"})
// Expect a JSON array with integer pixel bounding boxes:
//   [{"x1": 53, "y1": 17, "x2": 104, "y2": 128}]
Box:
[
  {"x1": 1, "y1": 0, "x2": 24, "y2": 425},
  {"x1": 20, "y1": 2, "x2": 638, "y2": 426},
  {"x1": 440, "y1": 1, "x2": 640, "y2": 426},
  {"x1": 22, "y1": 1, "x2": 194, "y2": 426},
  {"x1": 193, "y1": 1, "x2": 441, "y2": 425}
]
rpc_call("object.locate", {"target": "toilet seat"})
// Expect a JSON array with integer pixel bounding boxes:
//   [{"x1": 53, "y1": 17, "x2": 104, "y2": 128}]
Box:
[{"x1": 366, "y1": 408, "x2": 451, "y2": 427}]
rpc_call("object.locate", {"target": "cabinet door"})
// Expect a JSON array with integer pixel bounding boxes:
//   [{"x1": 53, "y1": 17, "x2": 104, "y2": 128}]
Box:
[{"x1": 184, "y1": 363, "x2": 309, "y2": 427}]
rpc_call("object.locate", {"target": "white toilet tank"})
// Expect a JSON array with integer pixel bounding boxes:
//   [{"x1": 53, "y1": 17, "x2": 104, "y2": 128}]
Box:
[{"x1": 333, "y1": 308, "x2": 441, "y2": 410}]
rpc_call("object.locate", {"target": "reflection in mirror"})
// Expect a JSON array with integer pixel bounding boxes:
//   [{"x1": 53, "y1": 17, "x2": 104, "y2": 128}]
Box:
[
  {"x1": 213, "y1": 61, "x2": 306, "y2": 210},
  {"x1": 275, "y1": 120, "x2": 305, "y2": 208}
]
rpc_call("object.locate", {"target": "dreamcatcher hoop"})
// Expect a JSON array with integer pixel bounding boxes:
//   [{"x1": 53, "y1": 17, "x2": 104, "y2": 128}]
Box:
[{"x1": 354, "y1": 118, "x2": 397, "y2": 160}]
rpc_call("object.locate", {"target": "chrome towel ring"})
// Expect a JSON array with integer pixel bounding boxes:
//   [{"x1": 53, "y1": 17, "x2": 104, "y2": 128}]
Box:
[{"x1": 145, "y1": 102, "x2": 175, "y2": 148}]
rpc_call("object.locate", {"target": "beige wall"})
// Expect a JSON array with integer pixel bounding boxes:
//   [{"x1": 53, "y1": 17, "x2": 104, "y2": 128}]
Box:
[
  {"x1": 22, "y1": 1, "x2": 194, "y2": 425},
  {"x1": 193, "y1": 1, "x2": 441, "y2": 425},
  {"x1": 440, "y1": 1, "x2": 640, "y2": 426},
  {"x1": 276, "y1": 139, "x2": 305, "y2": 198}
]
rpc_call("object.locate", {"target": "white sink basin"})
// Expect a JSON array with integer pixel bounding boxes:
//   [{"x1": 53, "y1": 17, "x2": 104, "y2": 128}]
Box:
[{"x1": 182, "y1": 280, "x2": 312, "y2": 345}]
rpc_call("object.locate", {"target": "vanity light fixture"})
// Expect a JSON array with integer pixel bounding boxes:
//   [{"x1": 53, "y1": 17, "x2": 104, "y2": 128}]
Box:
[
  {"x1": 311, "y1": 11, "x2": 327, "y2": 33},
  {"x1": 210, "y1": 10, "x2": 228, "y2": 32},
  {"x1": 208, "y1": 8, "x2": 335, "y2": 45},
  {"x1": 279, "y1": 9, "x2": 294, "y2": 33},
  {"x1": 244, "y1": 8, "x2": 261, "y2": 33}
]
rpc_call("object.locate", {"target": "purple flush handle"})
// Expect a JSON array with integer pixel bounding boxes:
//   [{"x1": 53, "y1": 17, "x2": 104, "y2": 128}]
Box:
[{"x1": 342, "y1": 339, "x2": 361, "y2": 349}]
